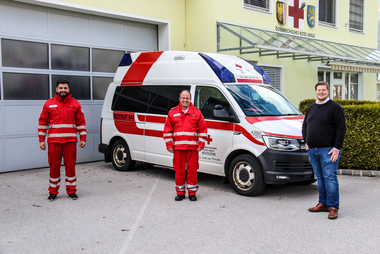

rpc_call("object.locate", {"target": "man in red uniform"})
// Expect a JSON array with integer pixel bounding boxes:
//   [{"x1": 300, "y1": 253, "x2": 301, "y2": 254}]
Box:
[
  {"x1": 163, "y1": 90, "x2": 207, "y2": 201},
  {"x1": 38, "y1": 79, "x2": 86, "y2": 201}
]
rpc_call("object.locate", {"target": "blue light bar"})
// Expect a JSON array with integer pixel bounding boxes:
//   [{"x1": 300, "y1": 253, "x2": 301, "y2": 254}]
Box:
[
  {"x1": 240, "y1": 58, "x2": 271, "y2": 84},
  {"x1": 199, "y1": 53, "x2": 235, "y2": 83},
  {"x1": 119, "y1": 53, "x2": 133, "y2": 66}
]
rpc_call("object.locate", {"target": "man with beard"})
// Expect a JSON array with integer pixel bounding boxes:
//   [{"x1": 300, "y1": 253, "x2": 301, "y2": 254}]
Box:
[{"x1": 38, "y1": 79, "x2": 87, "y2": 201}]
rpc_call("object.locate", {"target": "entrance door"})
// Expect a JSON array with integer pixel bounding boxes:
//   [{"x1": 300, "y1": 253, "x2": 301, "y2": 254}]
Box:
[{"x1": 332, "y1": 72, "x2": 344, "y2": 100}]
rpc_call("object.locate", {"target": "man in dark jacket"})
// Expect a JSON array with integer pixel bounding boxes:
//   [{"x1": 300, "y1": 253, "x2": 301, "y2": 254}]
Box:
[{"x1": 302, "y1": 81, "x2": 346, "y2": 220}]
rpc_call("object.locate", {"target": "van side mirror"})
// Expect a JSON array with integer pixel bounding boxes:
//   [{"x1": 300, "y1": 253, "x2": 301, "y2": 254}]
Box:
[{"x1": 213, "y1": 104, "x2": 235, "y2": 122}]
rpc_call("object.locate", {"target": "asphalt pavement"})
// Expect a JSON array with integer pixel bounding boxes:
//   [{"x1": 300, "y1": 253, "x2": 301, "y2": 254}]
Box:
[{"x1": 1, "y1": 161, "x2": 380, "y2": 254}]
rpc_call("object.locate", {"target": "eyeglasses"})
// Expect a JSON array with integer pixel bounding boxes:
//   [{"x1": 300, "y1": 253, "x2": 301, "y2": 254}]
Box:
[{"x1": 180, "y1": 97, "x2": 191, "y2": 100}]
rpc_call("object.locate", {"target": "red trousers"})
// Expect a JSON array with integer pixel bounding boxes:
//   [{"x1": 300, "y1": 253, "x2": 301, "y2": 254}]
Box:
[
  {"x1": 173, "y1": 150, "x2": 199, "y2": 196},
  {"x1": 48, "y1": 142, "x2": 77, "y2": 195}
]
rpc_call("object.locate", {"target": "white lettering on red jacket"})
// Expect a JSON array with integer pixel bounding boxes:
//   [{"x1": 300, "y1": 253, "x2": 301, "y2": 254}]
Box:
[
  {"x1": 163, "y1": 102, "x2": 207, "y2": 151},
  {"x1": 38, "y1": 93, "x2": 86, "y2": 144}
]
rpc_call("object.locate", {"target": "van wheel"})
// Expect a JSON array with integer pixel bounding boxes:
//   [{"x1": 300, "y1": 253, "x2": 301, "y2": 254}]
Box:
[
  {"x1": 228, "y1": 154, "x2": 266, "y2": 196},
  {"x1": 111, "y1": 140, "x2": 135, "y2": 171}
]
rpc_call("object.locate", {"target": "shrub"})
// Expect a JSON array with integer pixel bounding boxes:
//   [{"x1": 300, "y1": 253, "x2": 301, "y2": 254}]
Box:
[
  {"x1": 299, "y1": 99, "x2": 380, "y2": 170},
  {"x1": 340, "y1": 104, "x2": 380, "y2": 170}
]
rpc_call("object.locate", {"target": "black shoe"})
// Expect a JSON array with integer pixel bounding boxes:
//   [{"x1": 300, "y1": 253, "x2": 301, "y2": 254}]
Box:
[
  {"x1": 68, "y1": 193, "x2": 78, "y2": 200},
  {"x1": 175, "y1": 195, "x2": 185, "y2": 201},
  {"x1": 47, "y1": 194, "x2": 57, "y2": 202},
  {"x1": 189, "y1": 195, "x2": 197, "y2": 201}
]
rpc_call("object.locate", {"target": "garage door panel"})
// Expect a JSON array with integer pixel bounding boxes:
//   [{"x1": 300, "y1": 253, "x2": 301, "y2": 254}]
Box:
[
  {"x1": 4, "y1": 105, "x2": 42, "y2": 135},
  {"x1": 91, "y1": 19, "x2": 125, "y2": 47},
  {"x1": 0, "y1": 4, "x2": 48, "y2": 38},
  {"x1": 3, "y1": 136, "x2": 46, "y2": 169},
  {"x1": 126, "y1": 25, "x2": 157, "y2": 50},
  {"x1": 0, "y1": 2, "x2": 159, "y2": 173},
  {"x1": 49, "y1": 13, "x2": 90, "y2": 43}
]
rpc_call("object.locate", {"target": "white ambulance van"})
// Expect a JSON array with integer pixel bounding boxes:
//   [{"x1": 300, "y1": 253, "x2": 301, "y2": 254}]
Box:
[{"x1": 98, "y1": 51, "x2": 314, "y2": 196}]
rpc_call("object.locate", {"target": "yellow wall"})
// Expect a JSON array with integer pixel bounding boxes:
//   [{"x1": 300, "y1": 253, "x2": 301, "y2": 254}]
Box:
[
  {"x1": 53, "y1": 0, "x2": 379, "y2": 105},
  {"x1": 56, "y1": 0, "x2": 187, "y2": 50},
  {"x1": 184, "y1": 0, "x2": 379, "y2": 105},
  {"x1": 186, "y1": 0, "x2": 379, "y2": 51}
]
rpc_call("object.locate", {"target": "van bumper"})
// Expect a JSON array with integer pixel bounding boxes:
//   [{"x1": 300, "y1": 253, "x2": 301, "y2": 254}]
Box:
[
  {"x1": 257, "y1": 149, "x2": 314, "y2": 184},
  {"x1": 98, "y1": 143, "x2": 111, "y2": 162}
]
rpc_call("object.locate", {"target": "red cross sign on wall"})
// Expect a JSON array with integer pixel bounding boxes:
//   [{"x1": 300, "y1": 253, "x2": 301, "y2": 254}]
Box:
[{"x1": 288, "y1": 0, "x2": 304, "y2": 29}]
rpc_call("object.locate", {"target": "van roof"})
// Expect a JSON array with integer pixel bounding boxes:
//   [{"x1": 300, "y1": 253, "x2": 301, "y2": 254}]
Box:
[{"x1": 113, "y1": 51, "x2": 270, "y2": 86}]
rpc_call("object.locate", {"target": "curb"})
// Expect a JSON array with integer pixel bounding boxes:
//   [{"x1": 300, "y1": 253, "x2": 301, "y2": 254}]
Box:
[{"x1": 338, "y1": 169, "x2": 380, "y2": 177}]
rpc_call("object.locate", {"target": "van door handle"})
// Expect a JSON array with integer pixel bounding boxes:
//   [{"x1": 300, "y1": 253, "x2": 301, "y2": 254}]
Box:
[{"x1": 233, "y1": 131, "x2": 242, "y2": 135}]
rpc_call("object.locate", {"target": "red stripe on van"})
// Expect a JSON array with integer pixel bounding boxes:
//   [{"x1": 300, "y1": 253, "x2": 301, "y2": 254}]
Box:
[
  {"x1": 205, "y1": 120, "x2": 264, "y2": 146},
  {"x1": 205, "y1": 121, "x2": 234, "y2": 131},
  {"x1": 245, "y1": 115, "x2": 304, "y2": 124},
  {"x1": 263, "y1": 132, "x2": 303, "y2": 139},
  {"x1": 144, "y1": 115, "x2": 166, "y2": 124},
  {"x1": 235, "y1": 124, "x2": 265, "y2": 146},
  {"x1": 113, "y1": 112, "x2": 144, "y2": 135},
  {"x1": 145, "y1": 129, "x2": 164, "y2": 138},
  {"x1": 112, "y1": 113, "x2": 265, "y2": 146},
  {"x1": 237, "y1": 79, "x2": 262, "y2": 84},
  {"x1": 121, "y1": 51, "x2": 164, "y2": 86}
]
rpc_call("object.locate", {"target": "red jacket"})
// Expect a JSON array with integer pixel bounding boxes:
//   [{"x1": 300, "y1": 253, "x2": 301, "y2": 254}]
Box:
[
  {"x1": 163, "y1": 102, "x2": 207, "y2": 151},
  {"x1": 38, "y1": 93, "x2": 86, "y2": 144}
]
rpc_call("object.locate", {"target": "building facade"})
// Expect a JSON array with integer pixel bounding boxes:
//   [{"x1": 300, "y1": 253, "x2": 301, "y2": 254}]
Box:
[{"x1": 0, "y1": 0, "x2": 379, "y2": 172}]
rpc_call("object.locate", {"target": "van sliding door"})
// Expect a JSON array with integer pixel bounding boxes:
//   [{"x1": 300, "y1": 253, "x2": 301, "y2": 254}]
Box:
[
  {"x1": 144, "y1": 85, "x2": 191, "y2": 166},
  {"x1": 194, "y1": 86, "x2": 234, "y2": 176}
]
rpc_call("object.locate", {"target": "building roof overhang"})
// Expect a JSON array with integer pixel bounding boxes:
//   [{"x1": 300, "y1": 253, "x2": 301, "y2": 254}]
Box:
[{"x1": 217, "y1": 21, "x2": 380, "y2": 73}]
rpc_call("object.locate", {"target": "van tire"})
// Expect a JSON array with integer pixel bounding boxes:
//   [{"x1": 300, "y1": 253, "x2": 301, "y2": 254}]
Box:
[
  {"x1": 228, "y1": 154, "x2": 266, "y2": 196},
  {"x1": 111, "y1": 140, "x2": 135, "y2": 171}
]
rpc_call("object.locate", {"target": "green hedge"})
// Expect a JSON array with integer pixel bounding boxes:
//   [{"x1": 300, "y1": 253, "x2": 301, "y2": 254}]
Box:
[
  {"x1": 299, "y1": 99, "x2": 377, "y2": 114},
  {"x1": 299, "y1": 99, "x2": 380, "y2": 170}
]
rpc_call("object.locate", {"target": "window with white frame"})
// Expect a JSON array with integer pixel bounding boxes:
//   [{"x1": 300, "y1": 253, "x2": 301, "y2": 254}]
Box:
[
  {"x1": 244, "y1": 0, "x2": 270, "y2": 12},
  {"x1": 259, "y1": 66, "x2": 282, "y2": 92},
  {"x1": 345, "y1": 73, "x2": 359, "y2": 100},
  {"x1": 349, "y1": 0, "x2": 364, "y2": 33},
  {"x1": 319, "y1": 0, "x2": 336, "y2": 27}
]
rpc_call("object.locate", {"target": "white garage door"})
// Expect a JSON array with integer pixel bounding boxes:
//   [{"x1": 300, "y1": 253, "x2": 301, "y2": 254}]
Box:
[{"x1": 0, "y1": 1, "x2": 159, "y2": 172}]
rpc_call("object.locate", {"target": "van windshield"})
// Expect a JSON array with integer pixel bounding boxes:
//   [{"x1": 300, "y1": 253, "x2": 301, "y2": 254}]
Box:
[{"x1": 226, "y1": 84, "x2": 301, "y2": 116}]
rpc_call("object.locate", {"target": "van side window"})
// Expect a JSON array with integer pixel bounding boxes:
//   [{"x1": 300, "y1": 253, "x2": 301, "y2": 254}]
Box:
[
  {"x1": 194, "y1": 86, "x2": 232, "y2": 119},
  {"x1": 112, "y1": 85, "x2": 190, "y2": 114},
  {"x1": 112, "y1": 86, "x2": 150, "y2": 113},
  {"x1": 147, "y1": 86, "x2": 190, "y2": 114}
]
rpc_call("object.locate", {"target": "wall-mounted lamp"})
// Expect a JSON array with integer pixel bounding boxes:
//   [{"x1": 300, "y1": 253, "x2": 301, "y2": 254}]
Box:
[{"x1": 300, "y1": 1, "x2": 306, "y2": 9}]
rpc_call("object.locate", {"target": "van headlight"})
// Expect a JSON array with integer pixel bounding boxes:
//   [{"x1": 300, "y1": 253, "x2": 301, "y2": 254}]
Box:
[{"x1": 262, "y1": 136, "x2": 300, "y2": 151}]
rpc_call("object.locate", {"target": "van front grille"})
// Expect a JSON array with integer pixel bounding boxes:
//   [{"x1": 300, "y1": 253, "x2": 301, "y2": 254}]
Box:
[{"x1": 275, "y1": 161, "x2": 313, "y2": 171}]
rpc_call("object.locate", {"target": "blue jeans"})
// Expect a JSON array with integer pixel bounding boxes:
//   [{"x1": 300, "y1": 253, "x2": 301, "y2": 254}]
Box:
[{"x1": 308, "y1": 147, "x2": 340, "y2": 210}]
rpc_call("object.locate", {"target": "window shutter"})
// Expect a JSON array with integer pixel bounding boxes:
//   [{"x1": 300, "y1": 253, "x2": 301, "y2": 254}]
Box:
[
  {"x1": 259, "y1": 66, "x2": 281, "y2": 91},
  {"x1": 349, "y1": 0, "x2": 364, "y2": 32},
  {"x1": 244, "y1": 0, "x2": 270, "y2": 11},
  {"x1": 319, "y1": 0, "x2": 336, "y2": 26}
]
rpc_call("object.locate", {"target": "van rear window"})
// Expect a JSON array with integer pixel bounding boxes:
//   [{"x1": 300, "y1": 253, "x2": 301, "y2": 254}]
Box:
[{"x1": 112, "y1": 85, "x2": 190, "y2": 115}]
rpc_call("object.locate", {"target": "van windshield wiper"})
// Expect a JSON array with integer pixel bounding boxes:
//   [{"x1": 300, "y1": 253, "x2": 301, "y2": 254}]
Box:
[{"x1": 253, "y1": 114, "x2": 279, "y2": 117}]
